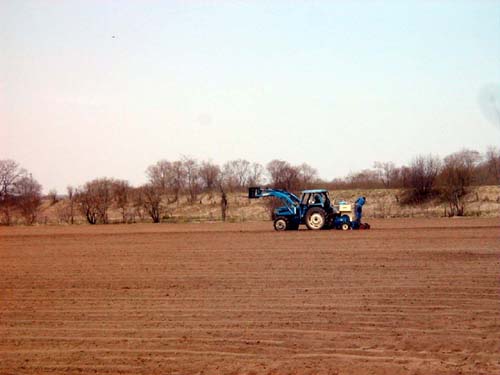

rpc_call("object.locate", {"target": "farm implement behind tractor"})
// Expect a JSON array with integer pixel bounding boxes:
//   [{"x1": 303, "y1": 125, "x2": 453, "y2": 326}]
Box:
[{"x1": 248, "y1": 187, "x2": 370, "y2": 231}]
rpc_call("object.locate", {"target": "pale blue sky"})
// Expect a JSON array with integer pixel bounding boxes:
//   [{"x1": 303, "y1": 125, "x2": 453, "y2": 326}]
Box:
[{"x1": 1, "y1": 1, "x2": 499, "y2": 192}]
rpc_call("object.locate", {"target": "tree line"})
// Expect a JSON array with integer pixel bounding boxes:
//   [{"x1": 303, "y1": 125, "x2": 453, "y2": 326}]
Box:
[
  {"x1": 0, "y1": 147, "x2": 499, "y2": 225},
  {"x1": 0, "y1": 157, "x2": 319, "y2": 225},
  {"x1": 329, "y1": 147, "x2": 500, "y2": 216}
]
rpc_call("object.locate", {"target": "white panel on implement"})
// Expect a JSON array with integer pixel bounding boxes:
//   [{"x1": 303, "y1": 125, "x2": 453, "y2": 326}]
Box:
[{"x1": 339, "y1": 204, "x2": 351, "y2": 212}]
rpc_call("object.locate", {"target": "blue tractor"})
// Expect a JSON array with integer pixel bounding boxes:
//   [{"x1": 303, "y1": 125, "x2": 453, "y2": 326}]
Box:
[{"x1": 248, "y1": 187, "x2": 369, "y2": 231}]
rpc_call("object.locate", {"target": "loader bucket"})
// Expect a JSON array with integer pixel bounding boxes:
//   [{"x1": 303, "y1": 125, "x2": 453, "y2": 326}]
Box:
[{"x1": 248, "y1": 187, "x2": 262, "y2": 199}]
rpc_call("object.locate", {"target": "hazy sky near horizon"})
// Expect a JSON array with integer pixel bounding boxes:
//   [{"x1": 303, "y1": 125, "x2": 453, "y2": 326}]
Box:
[{"x1": 1, "y1": 0, "x2": 499, "y2": 192}]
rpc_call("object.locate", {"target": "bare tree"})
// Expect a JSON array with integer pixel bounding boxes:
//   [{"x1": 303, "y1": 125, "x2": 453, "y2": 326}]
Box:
[
  {"x1": 130, "y1": 187, "x2": 146, "y2": 222},
  {"x1": 265, "y1": 159, "x2": 303, "y2": 218},
  {"x1": 169, "y1": 160, "x2": 186, "y2": 203},
  {"x1": 55, "y1": 186, "x2": 77, "y2": 224},
  {"x1": 297, "y1": 163, "x2": 318, "y2": 189},
  {"x1": 398, "y1": 166, "x2": 412, "y2": 189},
  {"x1": 76, "y1": 187, "x2": 98, "y2": 224},
  {"x1": 199, "y1": 160, "x2": 221, "y2": 192},
  {"x1": 266, "y1": 159, "x2": 300, "y2": 191},
  {"x1": 0, "y1": 159, "x2": 27, "y2": 225},
  {"x1": 222, "y1": 159, "x2": 252, "y2": 191},
  {"x1": 440, "y1": 149, "x2": 481, "y2": 216},
  {"x1": 76, "y1": 178, "x2": 114, "y2": 224},
  {"x1": 14, "y1": 174, "x2": 43, "y2": 225},
  {"x1": 374, "y1": 161, "x2": 400, "y2": 188},
  {"x1": 140, "y1": 183, "x2": 164, "y2": 223},
  {"x1": 248, "y1": 162, "x2": 264, "y2": 187},
  {"x1": 147, "y1": 160, "x2": 186, "y2": 203},
  {"x1": 95, "y1": 179, "x2": 113, "y2": 224},
  {"x1": 182, "y1": 156, "x2": 201, "y2": 204},
  {"x1": 146, "y1": 160, "x2": 171, "y2": 194},
  {"x1": 112, "y1": 180, "x2": 131, "y2": 223},
  {"x1": 485, "y1": 146, "x2": 500, "y2": 184},
  {"x1": 0, "y1": 160, "x2": 26, "y2": 197},
  {"x1": 403, "y1": 155, "x2": 442, "y2": 204}
]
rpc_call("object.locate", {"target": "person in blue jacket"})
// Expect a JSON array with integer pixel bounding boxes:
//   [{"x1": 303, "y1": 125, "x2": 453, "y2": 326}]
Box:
[{"x1": 354, "y1": 197, "x2": 366, "y2": 223}]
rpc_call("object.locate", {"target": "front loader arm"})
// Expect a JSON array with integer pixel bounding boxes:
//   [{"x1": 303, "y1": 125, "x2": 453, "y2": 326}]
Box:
[{"x1": 248, "y1": 187, "x2": 300, "y2": 208}]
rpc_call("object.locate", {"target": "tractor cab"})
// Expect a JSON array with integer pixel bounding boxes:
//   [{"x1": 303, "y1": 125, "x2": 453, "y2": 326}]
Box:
[{"x1": 300, "y1": 189, "x2": 333, "y2": 213}]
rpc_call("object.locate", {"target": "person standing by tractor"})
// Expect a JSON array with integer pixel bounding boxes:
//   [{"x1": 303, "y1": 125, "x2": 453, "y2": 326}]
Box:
[{"x1": 355, "y1": 196, "x2": 366, "y2": 223}]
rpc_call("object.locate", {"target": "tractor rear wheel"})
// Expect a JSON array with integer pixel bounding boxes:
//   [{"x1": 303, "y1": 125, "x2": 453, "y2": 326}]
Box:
[
  {"x1": 273, "y1": 217, "x2": 288, "y2": 231},
  {"x1": 305, "y1": 207, "x2": 326, "y2": 230}
]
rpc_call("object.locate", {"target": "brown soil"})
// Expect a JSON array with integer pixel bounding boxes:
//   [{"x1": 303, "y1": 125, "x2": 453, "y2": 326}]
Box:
[{"x1": 1, "y1": 218, "x2": 499, "y2": 375}]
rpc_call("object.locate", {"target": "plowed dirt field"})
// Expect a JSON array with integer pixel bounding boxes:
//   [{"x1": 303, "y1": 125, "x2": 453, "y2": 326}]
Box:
[{"x1": 1, "y1": 218, "x2": 499, "y2": 375}]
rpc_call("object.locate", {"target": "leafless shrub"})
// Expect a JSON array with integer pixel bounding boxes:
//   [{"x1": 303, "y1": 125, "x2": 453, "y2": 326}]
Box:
[
  {"x1": 199, "y1": 161, "x2": 221, "y2": 192},
  {"x1": 401, "y1": 155, "x2": 441, "y2": 204},
  {"x1": 76, "y1": 178, "x2": 114, "y2": 224},
  {"x1": 440, "y1": 149, "x2": 481, "y2": 216},
  {"x1": 13, "y1": 174, "x2": 43, "y2": 225},
  {"x1": 140, "y1": 184, "x2": 165, "y2": 223}
]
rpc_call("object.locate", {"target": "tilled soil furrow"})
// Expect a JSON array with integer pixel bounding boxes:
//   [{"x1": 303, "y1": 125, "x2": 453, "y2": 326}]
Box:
[{"x1": 1, "y1": 219, "x2": 499, "y2": 375}]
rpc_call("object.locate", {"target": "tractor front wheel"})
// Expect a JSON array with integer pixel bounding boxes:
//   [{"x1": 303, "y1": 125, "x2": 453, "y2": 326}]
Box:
[
  {"x1": 305, "y1": 207, "x2": 326, "y2": 230},
  {"x1": 273, "y1": 217, "x2": 288, "y2": 231}
]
